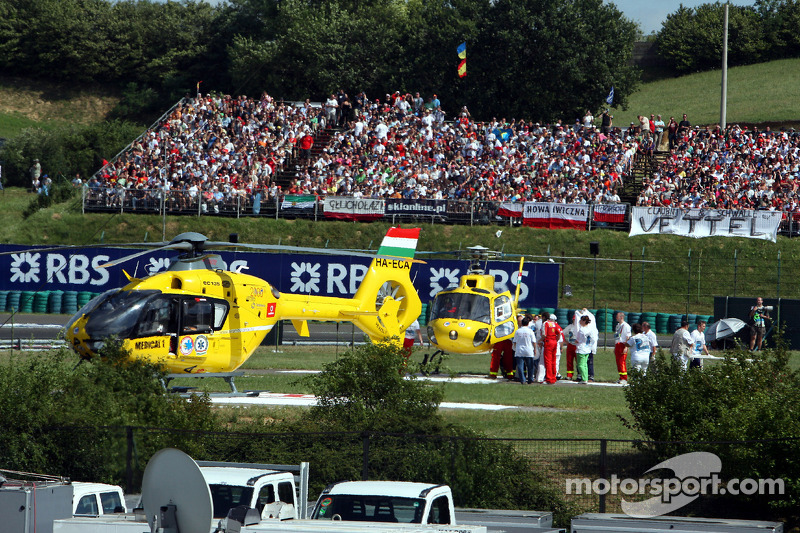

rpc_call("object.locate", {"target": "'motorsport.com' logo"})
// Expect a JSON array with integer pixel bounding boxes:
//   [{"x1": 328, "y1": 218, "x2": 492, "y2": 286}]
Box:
[{"x1": 566, "y1": 452, "x2": 784, "y2": 517}]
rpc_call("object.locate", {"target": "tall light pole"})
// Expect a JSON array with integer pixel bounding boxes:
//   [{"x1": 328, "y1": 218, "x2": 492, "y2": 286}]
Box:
[{"x1": 720, "y1": 2, "x2": 729, "y2": 129}]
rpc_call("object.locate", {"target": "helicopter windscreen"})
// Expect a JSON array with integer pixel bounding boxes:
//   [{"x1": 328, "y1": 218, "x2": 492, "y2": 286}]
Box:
[
  {"x1": 84, "y1": 290, "x2": 161, "y2": 339},
  {"x1": 65, "y1": 288, "x2": 120, "y2": 333},
  {"x1": 430, "y1": 292, "x2": 491, "y2": 324}
]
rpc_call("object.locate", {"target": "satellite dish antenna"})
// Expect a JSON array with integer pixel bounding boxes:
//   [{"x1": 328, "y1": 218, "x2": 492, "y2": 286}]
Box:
[{"x1": 141, "y1": 448, "x2": 212, "y2": 533}]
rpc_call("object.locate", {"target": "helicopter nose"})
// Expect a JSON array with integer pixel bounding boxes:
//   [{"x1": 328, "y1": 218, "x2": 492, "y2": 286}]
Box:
[{"x1": 449, "y1": 330, "x2": 458, "y2": 341}]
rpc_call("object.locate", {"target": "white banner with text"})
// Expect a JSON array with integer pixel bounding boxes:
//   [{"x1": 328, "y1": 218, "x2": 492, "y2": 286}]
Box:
[
  {"x1": 523, "y1": 202, "x2": 589, "y2": 230},
  {"x1": 629, "y1": 207, "x2": 782, "y2": 242}
]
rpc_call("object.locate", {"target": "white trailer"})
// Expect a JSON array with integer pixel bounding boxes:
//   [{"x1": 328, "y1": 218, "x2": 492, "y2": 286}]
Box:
[{"x1": 570, "y1": 513, "x2": 783, "y2": 533}]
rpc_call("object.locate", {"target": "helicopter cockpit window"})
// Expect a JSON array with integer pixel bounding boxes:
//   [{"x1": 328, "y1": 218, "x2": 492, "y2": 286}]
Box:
[
  {"x1": 182, "y1": 298, "x2": 215, "y2": 334},
  {"x1": 494, "y1": 295, "x2": 512, "y2": 323},
  {"x1": 212, "y1": 302, "x2": 228, "y2": 329},
  {"x1": 430, "y1": 293, "x2": 491, "y2": 324},
  {"x1": 136, "y1": 297, "x2": 178, "y2": 338},
  {"x1": 84, "y1": 290, "x2": 160, "y2": 340}
]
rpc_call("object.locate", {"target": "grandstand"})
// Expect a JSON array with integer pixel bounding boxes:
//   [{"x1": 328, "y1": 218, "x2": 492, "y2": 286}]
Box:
[
  {"x1": 83, "y1": 91, "x2": 800, "y2": 232},
  {"x1": 85, "y1": 92, "x2": 643, "y2": 218}
]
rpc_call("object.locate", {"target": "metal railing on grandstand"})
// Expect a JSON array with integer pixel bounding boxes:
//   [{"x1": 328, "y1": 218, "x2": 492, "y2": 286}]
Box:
[
  {"x1": 80, "y1": 187, "x2": 632, "y2": 232},
  {"x1": 80, "y1": 186, "x2": 800, "y2": 240},
  {"x1": 27, "y1": 425, "x2": 787, "y2": 517}
]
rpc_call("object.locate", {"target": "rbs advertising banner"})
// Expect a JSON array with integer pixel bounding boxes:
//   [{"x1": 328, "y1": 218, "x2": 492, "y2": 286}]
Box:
[{"x1": 0, "y1": 245, "x2": 559, "y2": 309}]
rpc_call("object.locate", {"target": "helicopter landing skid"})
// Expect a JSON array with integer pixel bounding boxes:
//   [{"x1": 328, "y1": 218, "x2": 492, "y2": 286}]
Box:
[
  {"x1": 420, "y1": 350, "x2": 445, "y2": 375},
  {"x1": 162, "y1": 371, "x2": 256, "y2": 395}
]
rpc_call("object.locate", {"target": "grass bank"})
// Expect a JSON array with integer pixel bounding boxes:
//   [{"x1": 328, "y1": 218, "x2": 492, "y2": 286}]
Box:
[{"x1": 613, "y1": 58, "x2": 800, "y2": 127}]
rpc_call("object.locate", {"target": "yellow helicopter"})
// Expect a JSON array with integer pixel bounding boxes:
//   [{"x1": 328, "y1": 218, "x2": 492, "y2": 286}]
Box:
[
  {"x1": 56, "y1": 227, "x2": 422, "y2": 374},
  {"x1": 425, "y1": 246, "x2": 524, "y2": 356}
]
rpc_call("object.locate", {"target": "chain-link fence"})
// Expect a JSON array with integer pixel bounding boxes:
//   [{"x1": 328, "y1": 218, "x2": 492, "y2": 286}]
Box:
[
  {"x1": 558, "y1": 248, "x2": 800, "y2": 315},
  {"x1": 29, "y1": 426, "x2": 792, "y2": 517}
]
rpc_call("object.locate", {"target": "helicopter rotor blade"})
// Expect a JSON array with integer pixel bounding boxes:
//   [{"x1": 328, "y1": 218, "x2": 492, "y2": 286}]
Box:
[
  {"x1": 0, "y1": 241, "x2": 171, "y2": 257},
  {"x1": 98, "y1": 242, "x2": 194, "y2": 268},
  {"x1": 203, "y1": 241, "x2": 379, "y2": 259}
]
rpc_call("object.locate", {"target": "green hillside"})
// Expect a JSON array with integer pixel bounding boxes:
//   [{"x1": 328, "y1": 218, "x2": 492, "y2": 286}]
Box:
[{"x1": 612, "y1": 58, "x2": 800, "y2": 127}]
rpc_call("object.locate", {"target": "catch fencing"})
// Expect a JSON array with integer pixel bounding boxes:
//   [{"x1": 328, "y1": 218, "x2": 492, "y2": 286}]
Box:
[{"x1": 21, "y1": 426, "x2": 787, "y2": 516}]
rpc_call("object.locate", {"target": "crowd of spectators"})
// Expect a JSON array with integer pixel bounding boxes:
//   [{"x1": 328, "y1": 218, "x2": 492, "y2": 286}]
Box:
[
  {"x1": 85, "y1": 90, "x2": 643, "y2": 211},
  {"x1": 636, "y1": 122, "x2": 800, "y2": 213},
  {"x1": 83, "y1": 89, "x2": 800, "y2": 217}
]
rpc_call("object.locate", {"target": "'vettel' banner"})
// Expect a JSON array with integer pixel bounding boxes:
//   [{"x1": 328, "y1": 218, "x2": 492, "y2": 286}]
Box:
[
  {"x1": 323, "y1": 197, "x2": 385, "y2": 221},
  {"x1": 593, "y1": 203, "x2": 626, "y2": 223},
  {"x1": 523, "y1": 202, "x2": 589, "y2": 230},
  {"x1": 629, "y1": 207, "x2": 782, "y2": 242}
]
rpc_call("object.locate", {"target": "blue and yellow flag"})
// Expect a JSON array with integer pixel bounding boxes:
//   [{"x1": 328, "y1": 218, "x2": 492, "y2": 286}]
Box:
[{"x1": 457, "y1": 42, "x2": 467, "y2": 59}]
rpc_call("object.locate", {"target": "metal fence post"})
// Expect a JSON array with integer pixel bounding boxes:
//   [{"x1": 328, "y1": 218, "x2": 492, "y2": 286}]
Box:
[
  {"x1": 470, "y1": 201, "x2": 474, "y2": 226},
  {"x1": 126, "y1": 426, "x2": 134, "y2": 494},
  {"x1": 599, "y1": 439, "x2": 607, "y2": 513},
  {"x1": 640, "y1": 246, "x2": 645, "y2": 313},
  {"x1": 733, "y1": 249, "x2": 738, "y2": 297},
  {"x1": 450, "y1": 437, "x2": 457, "y2": 498},
  {"x1": 686, "y1": 249, "x2": 692, "y2": 318},
  {"x1": 777, "y1": 250, "x2": 781, "y2": 299},
  {"x1": 362, "y1": 432, "x2": 370, "y2": 480}
]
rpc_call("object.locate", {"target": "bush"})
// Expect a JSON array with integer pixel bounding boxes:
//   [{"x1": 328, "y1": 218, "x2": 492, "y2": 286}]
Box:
[
  {"x1": 0, "y1": 120, "x2": 143, "y2": 188},
  {"x1": 621, "y1": 335, "x2": 800, "y2": 511},
  {"x1": 303, "y1": 342, "x2": 444, "y2": 432},
  {"x1": 22, "y1": 179, "x2": 77, "y2": 218},
  {"x1": 0, "y1": 340, "x2": 219, "y2": 484}
]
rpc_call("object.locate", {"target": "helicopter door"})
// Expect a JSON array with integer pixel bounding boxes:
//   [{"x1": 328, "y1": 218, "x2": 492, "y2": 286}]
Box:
[
  {"x1": 134, "y1": 296, "x2": 179, "y2": 356},
  {"x1": 181, "y1": 298, "x2": 215, "y2": 335},
  {"x1": 492, "y1": 294, "x2": 516, "y2": 342}
]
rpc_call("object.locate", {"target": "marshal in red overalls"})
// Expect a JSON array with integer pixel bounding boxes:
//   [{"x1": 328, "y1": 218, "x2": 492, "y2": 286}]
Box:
[{"x1": 542, "y1": 319, "x2": 563, "y2": 384}]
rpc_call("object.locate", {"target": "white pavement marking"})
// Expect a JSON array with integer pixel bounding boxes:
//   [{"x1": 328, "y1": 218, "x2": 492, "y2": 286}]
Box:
[
  {"x1": 274, "y1": 370, "x2": 625, "y2": 387},
  {"x1": 208, "y1": 392, "x2": 518, "y2": 410},
  {"x1": 0, "y1": 323, "x2": 65, "y2": 329}
]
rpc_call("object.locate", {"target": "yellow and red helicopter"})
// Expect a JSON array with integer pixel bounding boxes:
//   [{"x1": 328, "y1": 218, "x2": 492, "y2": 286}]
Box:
[
  {"x1": 424, "y1": 246, "x2": 525, "y2": 356},
  {"x1": 53, "y1": 227, "x2": 422, "y2": 374}
]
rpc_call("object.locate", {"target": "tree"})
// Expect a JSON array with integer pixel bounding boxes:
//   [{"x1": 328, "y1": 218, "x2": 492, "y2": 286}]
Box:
[
  {"x1": 757, "y1": 0, "x2": 800, "y2": 60},
  {"x1": 0, "y1": 120, "x2": 143, "y2": 187},
  {"x1": 656, "y1": 2, "x2": 765, "y2": 74},
  {"x1": 0, "y1": 341, "x2": 218, "y2": 483},
  {"x1": 621, "y1": 337, "x2": 800, "y2": 511},
  {"x1": 472, "y1": 0, "x2": 639, "y2": 121}
]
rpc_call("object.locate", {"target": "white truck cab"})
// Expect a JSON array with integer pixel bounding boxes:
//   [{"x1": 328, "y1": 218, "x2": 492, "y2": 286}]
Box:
[
  {"x1": 196, "y1": 461, "x2": 307, "y2": 520},
  {"x1": 71, "y1": 482, "x2": 126, "y2": 517},
  {"x1": 311, "y1": 481, "x2": 455, "y2": 525}
]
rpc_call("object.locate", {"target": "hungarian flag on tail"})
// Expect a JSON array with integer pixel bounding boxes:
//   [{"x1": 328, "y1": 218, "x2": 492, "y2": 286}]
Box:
[{"x1": 377, "y1": 227, "x2": 420, "y2": 259}]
